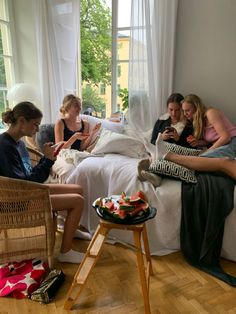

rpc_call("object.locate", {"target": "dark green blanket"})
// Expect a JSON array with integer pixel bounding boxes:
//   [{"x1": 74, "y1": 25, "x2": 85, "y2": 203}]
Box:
[{"x1": 181, "y1": 173, "x2": 236, "y2": 285}]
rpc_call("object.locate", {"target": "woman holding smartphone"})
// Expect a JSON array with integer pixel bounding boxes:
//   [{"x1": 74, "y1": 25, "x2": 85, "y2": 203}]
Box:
[
  {"x1": 151, "y1": 93, "x2": 193, "y2": 148},
  {"x1": 0, "y1": 102, "x2": 88, "y2": 264}
]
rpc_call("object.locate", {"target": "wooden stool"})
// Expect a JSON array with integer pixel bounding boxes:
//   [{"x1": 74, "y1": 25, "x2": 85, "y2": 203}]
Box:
[{"x1": 64, "y1": 219, "x2": 154, "y2": 313}]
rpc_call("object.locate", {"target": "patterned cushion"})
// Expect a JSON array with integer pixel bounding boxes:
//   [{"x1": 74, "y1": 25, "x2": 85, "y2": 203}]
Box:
[
  {"x1": 149, "y1": 159, "x2": 197, "y2": 183},
  {"x1": 165, "y1": 142, "x2": 202, "y2": 156}
]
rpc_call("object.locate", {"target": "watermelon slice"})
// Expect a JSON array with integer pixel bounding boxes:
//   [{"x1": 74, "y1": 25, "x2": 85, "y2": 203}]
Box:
[
  {"x1": 129, "y1": 191, "x2": 147, "y2": 203},
  {"x1": 96, "y1": 191, "x2": 149, "y2": 220}
]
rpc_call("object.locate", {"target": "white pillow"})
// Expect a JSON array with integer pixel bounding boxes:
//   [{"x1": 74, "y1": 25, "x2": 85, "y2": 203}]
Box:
[
  {"x1": 91, "y1": 129, "x2": 148, "y2": 158},
  {"x1": 80, "y1": 114, "x2": 124, "y2": 134}
]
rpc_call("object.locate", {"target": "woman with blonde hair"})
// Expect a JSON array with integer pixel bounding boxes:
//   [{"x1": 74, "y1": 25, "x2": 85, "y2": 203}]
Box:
[
  {"x1": 54, "y1": 94, "x2": 101, "y2": 151},
  {"x1": 182, "y1": 94, "x2": 236, "y2": 158}
]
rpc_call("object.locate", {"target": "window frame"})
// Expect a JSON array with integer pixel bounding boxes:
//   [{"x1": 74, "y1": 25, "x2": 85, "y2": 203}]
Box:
[
  {"x1": 0, "y1": 0, "x2": 18, "y2": 113},
  {"x1": 111, "y1": 0, "x2": 131, "y2": 114}
]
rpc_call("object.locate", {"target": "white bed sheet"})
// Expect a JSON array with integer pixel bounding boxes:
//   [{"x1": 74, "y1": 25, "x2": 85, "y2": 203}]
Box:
[{"x1": 66, "y1": 153, "x2": 236, "y2": 262}]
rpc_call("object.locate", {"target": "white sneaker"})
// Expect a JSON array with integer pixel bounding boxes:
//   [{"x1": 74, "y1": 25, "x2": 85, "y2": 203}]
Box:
[
  {"x1": 57, "y1": 249, "x2": 84, "y2": 264},
  {"x1": 74, "y1": 229, "x2": 92, "y2": 240}
]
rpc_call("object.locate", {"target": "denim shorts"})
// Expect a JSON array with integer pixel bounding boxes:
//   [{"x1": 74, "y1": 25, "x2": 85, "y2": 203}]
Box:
[{"x1": 200, "y1": 136, "x2": 236, "y2": 159}]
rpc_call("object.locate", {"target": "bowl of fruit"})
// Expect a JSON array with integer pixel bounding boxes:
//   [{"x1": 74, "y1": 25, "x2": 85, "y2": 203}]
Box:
[{"x1": 92, "y1": 191, "x2": 157, "y2": 224}]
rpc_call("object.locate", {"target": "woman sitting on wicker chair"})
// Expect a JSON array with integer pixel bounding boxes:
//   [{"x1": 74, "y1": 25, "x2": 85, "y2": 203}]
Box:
[{"x1": 0, "y1": 101, "x2": 88, "y2": 264}]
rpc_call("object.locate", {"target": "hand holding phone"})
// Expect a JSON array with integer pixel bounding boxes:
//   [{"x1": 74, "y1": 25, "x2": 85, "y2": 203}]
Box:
[
  {"x1": 165, "y1": 126, "x2": 175, "y2": 133},
  {"x1": 52, "y1": 142, "x2": 65, "y2": 157}
]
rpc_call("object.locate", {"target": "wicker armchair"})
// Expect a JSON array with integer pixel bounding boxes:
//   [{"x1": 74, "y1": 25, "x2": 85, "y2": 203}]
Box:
[{"x1": 0, "y1": 176, "x2": 55, "y2": 268}]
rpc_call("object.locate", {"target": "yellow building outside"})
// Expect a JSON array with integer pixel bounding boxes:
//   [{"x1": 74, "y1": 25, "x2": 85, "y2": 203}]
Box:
[{"x1": 82, "y1": 34, "x2": 129, "y2": 119}]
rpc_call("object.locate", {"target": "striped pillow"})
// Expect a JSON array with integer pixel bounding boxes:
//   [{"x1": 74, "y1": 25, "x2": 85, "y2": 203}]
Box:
[
  {"x1": 165, "y1": 142, "x2": 202, "y2": 156},
  {"x1": 149, "y1": 159, "x2": 197, "y2": 183}
]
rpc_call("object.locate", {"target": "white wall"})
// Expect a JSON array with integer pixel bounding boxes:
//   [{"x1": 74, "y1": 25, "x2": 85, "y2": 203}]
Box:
[{"x1": 174, "y1": 0, "x2": 236, "y2": 123}]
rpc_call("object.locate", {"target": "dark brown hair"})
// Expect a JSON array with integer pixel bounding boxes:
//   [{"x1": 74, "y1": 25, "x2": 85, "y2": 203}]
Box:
[
  {"x1": 166, "y1": 93, "x2": 184, "y2": 106},
  {"x1": 2, "y1": 101, "x2": 43, "y2": 124}
]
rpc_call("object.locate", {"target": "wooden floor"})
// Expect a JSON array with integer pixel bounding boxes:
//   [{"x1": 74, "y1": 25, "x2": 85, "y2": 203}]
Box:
[{"x1": 1, "y1": 233, "x2": 236, "y2": 314}]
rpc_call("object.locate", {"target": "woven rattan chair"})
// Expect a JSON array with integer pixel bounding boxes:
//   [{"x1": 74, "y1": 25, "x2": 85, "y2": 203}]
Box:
[{"x1": 0, "y1": 176, "x2": 55, "y2": 268}]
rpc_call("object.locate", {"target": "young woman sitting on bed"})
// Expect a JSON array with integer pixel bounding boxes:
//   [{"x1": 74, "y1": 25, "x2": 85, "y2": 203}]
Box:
[
  {"x1": 140, "y1": 94, "x2": 236, "y2": 185},
  {"x1": 182, "y1": 94, "x2": 236, "y2": 158},
  {"x1": 151, "y1": 92, "x2": 193, "y2": 148},
  {"x1": 54, "y1": 94, "x2": 101, "y2": 238},
  {"x1": 54, "y1": 94, "x2": 101, "y2": 151}
]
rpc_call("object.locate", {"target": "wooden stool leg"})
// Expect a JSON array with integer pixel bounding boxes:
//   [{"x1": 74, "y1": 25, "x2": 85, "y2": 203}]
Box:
[
  {"x1": 142, "y1": 223, "x2": 153, "y2": 275},
  {"x1": 64, "y1": 224, "x2": 110, "y2": 310},
  {"x1": 133, "y1": 229, "x2": 151, "y2": 314}
]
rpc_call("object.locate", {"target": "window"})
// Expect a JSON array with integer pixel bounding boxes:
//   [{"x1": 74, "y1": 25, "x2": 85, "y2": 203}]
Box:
[
  {"x1": 100, "y1": 83, "x2": 106, "y2": 95},
  {"x1": 0, "y1": 0, "x2": 15, "y2": 115},
  {"x1": 80, "y1": 0, "x2": 131, "y2": 119},
  {"x1": 112, "y1": 0, "x2": 131, "y2": 115},
  {"x1": 117, "y1": 64, "x2": 121, "y2": 77}
]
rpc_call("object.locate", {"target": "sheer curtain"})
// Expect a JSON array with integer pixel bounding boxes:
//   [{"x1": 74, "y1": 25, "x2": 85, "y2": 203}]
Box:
[
  {"x1": 32, "y1": 0, "x2": 80, "y2": 123},
  {"x1": 127, "y1": 0, "x2": 178, "y2": 132}
]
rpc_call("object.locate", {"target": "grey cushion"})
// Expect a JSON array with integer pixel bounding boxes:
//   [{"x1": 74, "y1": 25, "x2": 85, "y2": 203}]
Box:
[{"x1": 35, "y1": 124, "x2": 55, "y2": 151}]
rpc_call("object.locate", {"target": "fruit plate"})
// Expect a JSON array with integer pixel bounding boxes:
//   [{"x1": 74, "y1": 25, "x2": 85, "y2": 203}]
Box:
[{"x1": 92, "y1": 196, "x2": 157, "y2": 225}]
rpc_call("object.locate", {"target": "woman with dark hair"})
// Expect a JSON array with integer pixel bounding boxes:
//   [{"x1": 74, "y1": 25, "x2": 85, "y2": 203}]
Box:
[
  {"x1": 151, "y1": 92, "x2": 193, "y2": 148},
  {"x1": 0, "y1": 101, "x2": 88, "y2": 264}
]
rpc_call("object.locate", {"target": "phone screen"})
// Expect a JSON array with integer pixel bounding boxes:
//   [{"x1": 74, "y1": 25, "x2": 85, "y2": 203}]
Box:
[
  {"x1": 165, "y1": 127, "x2": 174, "y2": 133},
  {"x1": 53, "y1": 142, "x2": 64, "y2": 157}
]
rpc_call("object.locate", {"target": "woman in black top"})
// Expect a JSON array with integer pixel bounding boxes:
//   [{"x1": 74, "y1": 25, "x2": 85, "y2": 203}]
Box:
[
  {"x1": 0, "y1": 102, "x2": 88, "y2": 264},
  {"x1": 54, "y1": 94, "x2": 101, "y2": 150},
  {"x1": 151, "y1": 93, "x2": 193, "y2": 148}
]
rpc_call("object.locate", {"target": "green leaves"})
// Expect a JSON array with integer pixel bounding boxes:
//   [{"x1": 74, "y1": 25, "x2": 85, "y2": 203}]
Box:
[{"x1": 80, "y1": 0, "x2": 112, "y2": 85}]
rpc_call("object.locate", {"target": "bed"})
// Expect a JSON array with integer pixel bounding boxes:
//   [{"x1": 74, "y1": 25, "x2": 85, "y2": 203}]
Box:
[{"x1": 64, "y1": 150, "x2": 236, "y2": 263}]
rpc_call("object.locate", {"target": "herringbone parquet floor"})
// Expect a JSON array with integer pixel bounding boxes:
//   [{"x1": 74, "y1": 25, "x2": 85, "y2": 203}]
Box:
[{"x1": 1, "y1": 234, "x2": 236, "y2": 314}]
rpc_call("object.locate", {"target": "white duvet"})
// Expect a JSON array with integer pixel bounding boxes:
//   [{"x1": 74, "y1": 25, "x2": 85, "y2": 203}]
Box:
[{"x1": 65, "y1": 153, "x2": 236, "y2": 262}]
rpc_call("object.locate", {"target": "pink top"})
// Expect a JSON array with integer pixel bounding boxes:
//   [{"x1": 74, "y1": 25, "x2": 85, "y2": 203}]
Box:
[{"x1": 203, "y1": 112, "x2": 236, "y2": 143}]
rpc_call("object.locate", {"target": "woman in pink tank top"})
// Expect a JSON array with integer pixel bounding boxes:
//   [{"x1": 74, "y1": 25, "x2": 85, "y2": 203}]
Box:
[{"x1": 181, "y1": 94, "x2": 236, "y2": 158}]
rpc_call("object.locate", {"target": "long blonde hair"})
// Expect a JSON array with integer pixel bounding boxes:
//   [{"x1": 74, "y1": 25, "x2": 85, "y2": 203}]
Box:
[
  {"x1": 183, "y1": 94, "x2": 206, "y2": 139},
  {"x1": 60, "y1": 94, "x2": 82, "y2": 116}
]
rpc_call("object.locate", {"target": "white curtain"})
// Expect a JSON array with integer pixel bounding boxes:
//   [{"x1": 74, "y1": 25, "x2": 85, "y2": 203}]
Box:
[
  {"x1": 127, "y1": 0, "x2": 178, "y2": 131},
  {"x1": 32, "y1": 0, "x2": 80, "y2": 123}
]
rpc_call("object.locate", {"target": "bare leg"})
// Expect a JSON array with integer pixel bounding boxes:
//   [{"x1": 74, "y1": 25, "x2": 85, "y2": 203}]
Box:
[
  {"x1": 47, "y1": 183, "x2": 91, "y2": 240},
  {"x1": 48, "y1": 183, "x2": 83, "y2": 196},
  {"x1": 45, "y1": 183, "x2": 87, "y2": 263},
  {"x1": 50, "y1": 193, "x2": 83, "y2": 253},
  {"x1": 155, "y1": 132, "x2": 236, "y2": 180},
  {"x1": 165, "y1": 152, "x2": 236, "y2": 180}
]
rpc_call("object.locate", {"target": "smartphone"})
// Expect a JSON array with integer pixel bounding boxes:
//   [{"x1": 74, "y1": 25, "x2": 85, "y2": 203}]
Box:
[
  {"x1": 53, "y1": 142, "x2": 64, "y2": 157},
  {"x1": 165, "y1": 126, "x2": 174, "y2": 133}
]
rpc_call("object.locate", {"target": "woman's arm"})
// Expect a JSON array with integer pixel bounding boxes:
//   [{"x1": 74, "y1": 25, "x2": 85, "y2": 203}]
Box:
[
  {"x1": 54, "y1": 119, "x2": 65, "y2": 143},
  {"x1": 80, "y1": 120, "x2": 101, "y2": 150},
  {"x1": 54, "y1": 119, "x2": 90, "y2": 149},
  {"x1": 206, "y1": 108, "x2": 231, "y2": 150}
]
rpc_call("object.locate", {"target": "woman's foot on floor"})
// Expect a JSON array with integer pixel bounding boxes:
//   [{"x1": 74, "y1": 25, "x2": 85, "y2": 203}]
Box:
[
  {"x1": 74, "y1": 229, "x2": 92, "y2": 240},
  {"x1": 57, "y1": 249, "x2": 84, "y2": 264}
]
